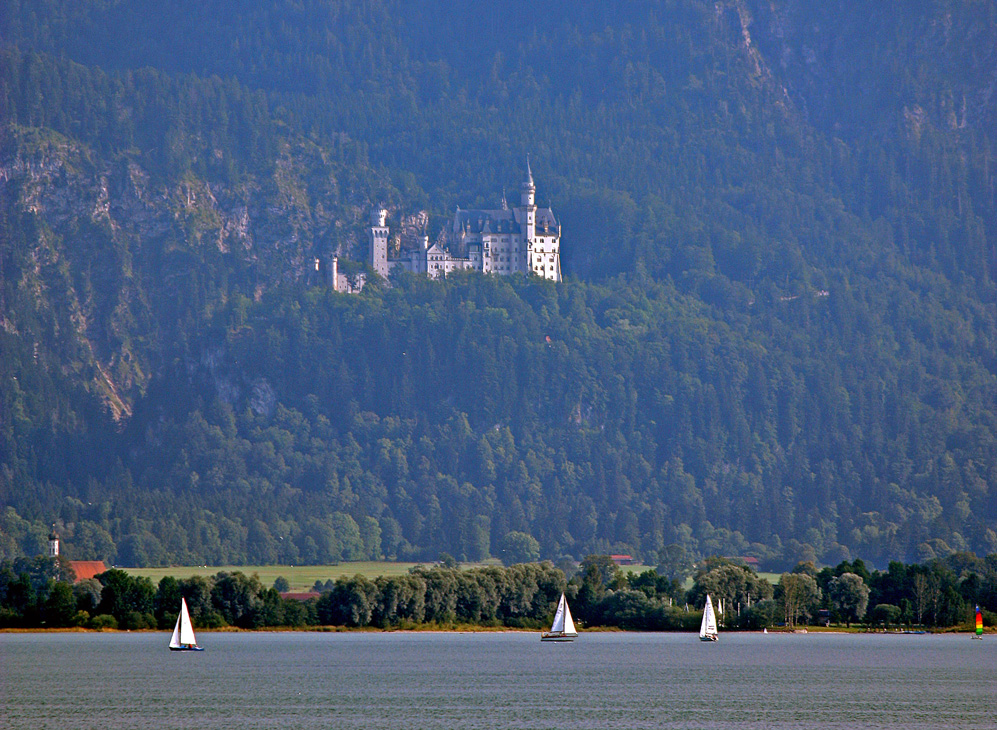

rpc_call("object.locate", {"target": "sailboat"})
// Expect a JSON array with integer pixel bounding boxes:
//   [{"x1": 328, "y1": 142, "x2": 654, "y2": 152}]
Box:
[
  {"x1": 700, "y1": 594, "x2": 719, "y2": 642},
  {"x1": 169, "y1": 597, "x2": 204, "y2": 651},
  {"x1": 973, "y1": 605, "x2": 984, "y2": 640},
  {"x1": 541, "y1": 593, "x2": 578, "y2": 642}
]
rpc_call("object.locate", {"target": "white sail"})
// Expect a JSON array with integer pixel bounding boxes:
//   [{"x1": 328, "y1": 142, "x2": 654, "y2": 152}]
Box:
[
  {"x1": 561, "y1": 598, "x2": 576, "y2": 635},
  {"x1": 169, "y1": 597, "x2": 198, "y2": 649},
  {"x1": 542, "y1": 593, "x2": 577, "y2": 640},
  {"x1": 550, "y1": 594, "x2": 566, "y2": 633},
  {"x1": 700, "y1": 594, "x2": 718, "y2": 640},
  {"x1": 169, "y1": 614, "x2": 181, "y2": 648}
]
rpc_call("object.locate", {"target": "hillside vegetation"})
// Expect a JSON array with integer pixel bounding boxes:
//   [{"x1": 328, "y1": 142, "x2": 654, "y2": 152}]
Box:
[{"x1": 1, "y1": 0, "x2": 996, "y2": 568}]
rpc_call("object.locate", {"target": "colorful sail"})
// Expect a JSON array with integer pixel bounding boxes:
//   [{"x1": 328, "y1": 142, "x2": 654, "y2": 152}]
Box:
[{"x1": 976, "y1": 605, "x2": 984, "y2": 637}]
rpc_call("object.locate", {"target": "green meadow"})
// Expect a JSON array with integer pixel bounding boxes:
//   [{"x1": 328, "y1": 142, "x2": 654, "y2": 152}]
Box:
[
  {"x1": 124, "y1": 561, "x2": 498, "y2": 591},
  {"x1": 123, "y1": 561, "x2": 656, "y2": 591}
]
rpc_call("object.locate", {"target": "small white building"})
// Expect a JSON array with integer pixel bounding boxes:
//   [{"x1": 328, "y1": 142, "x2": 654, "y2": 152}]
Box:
[{"x1": 314, "y1": 256, "x2": 366, "y2": 294}]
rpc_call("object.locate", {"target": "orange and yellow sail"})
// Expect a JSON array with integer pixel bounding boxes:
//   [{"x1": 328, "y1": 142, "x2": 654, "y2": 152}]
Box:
[{"x1": 976, "y1": 605, "x2": 984, "y2": 637}]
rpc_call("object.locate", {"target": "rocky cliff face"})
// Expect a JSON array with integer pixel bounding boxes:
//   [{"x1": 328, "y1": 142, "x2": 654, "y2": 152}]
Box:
[
  {"x1": 1, "y1": 126, "x2": 379, "y2": 417},
  {"x1": 744, "y1": 1, "x2": 997, "y2": 136}
]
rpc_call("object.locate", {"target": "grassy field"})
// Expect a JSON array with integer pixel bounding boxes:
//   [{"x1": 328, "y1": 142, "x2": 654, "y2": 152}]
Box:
[
  {"x1": 123, "y1": 562, "x2": 774, "y2": 591},
  {"x1": 124, "y1": 561, "x2": 503, "y2": 591}
]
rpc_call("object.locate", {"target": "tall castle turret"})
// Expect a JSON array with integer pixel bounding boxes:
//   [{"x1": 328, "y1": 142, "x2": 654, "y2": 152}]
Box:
[
  {"x1": 520, "y1": 157, "x2": 537, "y2": 243},
  {"x1": 368, "y1": 208, "x2": 390, "y2": 278},
  {"x1": 48, "y1": 526, "x2": 59, "y2": 558}
]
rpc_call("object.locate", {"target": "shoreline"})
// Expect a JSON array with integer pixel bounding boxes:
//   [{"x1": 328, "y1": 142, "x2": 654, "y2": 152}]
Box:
[{"x1": 2, "y1": 625, "x2": 982, "y2": 635}]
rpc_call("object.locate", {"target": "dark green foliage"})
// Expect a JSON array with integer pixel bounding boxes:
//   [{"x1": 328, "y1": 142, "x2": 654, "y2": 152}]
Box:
[
  {"x1": 1, "y1": 1, "x2": 996, "y2": 568},
  {"x1": 96, "y1": 569, "x2": 155, "y2": 627},
  {"x1": 2, "y1": 554, "x2": 997, "y2": 630},
  {"x1": 872, "y1": 603, "x2": 902, "y2": 628},
  {"x1": 498, "y1": 532, "x2": 542, "y2": 566},
  {"x1": 827, "y1": 573, "x2": 870, "y2": 627},
  {"x1": 210, "y1": 571, "x2": 266, "y2": 628},
  {"x1": 153, "y1": 575, "x2": 182, "y2": 629}
]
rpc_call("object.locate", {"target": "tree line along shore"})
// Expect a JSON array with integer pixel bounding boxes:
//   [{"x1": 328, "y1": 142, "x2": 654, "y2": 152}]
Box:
[{"x1": 1, "y1": 553, "x2": 993, "y2": 633}]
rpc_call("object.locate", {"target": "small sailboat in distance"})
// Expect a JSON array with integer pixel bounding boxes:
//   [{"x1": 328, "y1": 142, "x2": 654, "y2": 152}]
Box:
[
  {"x1": 974, "y1": 605, "x2": 984, "y2": 640},
  {"x1": 700, "y1": 594, "x2": 719, "y2": 642},
  {"x1": 541, "y1": 593, "x2": 578, "y2": 642},
  {"x1": 169, "y1": 597, "x2": 204, "y2": 651}
]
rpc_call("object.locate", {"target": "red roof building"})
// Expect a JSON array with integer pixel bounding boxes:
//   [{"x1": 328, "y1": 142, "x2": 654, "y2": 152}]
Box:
[
  {"x1": 68, "y1": 560, "x2": 107, "y2": 582},
  {"x1": 69, "y1": 560, "x2": 107, "y2": 583}
]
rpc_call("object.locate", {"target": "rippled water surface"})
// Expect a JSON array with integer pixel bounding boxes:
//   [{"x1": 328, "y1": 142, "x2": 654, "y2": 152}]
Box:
[{"x1": 2, "y1": 631, "x2": 995, "y2": 729}]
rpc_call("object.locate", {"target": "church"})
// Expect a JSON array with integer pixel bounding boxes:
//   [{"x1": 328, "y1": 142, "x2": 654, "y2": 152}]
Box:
[{"x1": 369, "y1": 160, "x2": 562, "y2": 282}]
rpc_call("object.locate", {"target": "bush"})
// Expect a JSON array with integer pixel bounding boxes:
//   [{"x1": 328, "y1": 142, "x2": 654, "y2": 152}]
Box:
[
  {"x1": 119, "y1": 611, "x2": 156, "y2": 629},
  {"x1": 872, "y1": 603, "x2": 901, "y2": 628},
  {"x1": 90, "y1": 614, "x2": 119, "y2": 630}
]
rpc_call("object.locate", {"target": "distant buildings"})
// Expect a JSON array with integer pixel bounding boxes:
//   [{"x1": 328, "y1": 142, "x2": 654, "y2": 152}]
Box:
[
  {"x1": 69, "y1": 560, "x2": 108, "y2": 582},
  {"x1": 46, "y1": 528, "x2": 107, "y2": 582},
  {"x1": 369, "y1": 159, "x2": 562, "y2": 283}
]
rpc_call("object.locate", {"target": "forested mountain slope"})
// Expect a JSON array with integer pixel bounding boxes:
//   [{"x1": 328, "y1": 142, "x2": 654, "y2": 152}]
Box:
[{"x1": 1, "y1": 0, "x2": 995, "y2": 568}]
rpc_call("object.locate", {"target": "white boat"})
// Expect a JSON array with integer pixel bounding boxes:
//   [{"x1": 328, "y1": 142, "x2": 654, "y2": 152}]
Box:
[
  {"x1": 169, "y1": 597, "x2": 204, "y2": 651},
  {"x1": 541, "y1": 593, "x2": 578, "y2": 642},
  {"x1": 700, "y1": 594, "x2": 719, "y2": 642}
]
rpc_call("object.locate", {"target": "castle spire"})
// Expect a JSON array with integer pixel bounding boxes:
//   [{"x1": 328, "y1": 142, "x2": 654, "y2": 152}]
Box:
[{"x1": 521, "y1": 155, "x2": 536, "y2": 207}]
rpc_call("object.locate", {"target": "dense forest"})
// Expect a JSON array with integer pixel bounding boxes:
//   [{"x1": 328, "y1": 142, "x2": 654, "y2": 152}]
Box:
[{"x1": 1, "y1": 1, "x2": 996, "y2": 568}]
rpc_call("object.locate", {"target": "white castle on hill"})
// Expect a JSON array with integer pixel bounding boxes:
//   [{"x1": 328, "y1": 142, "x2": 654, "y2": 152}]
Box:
[{"x1": 369, "y1": 159, "x2": 562, "y2": 282}]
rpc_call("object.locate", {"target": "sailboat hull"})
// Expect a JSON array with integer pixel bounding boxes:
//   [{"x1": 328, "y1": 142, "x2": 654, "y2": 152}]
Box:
[
  {"x1": 699, "y1": 635, "x2": 718, "y2": 642},
  {"x1": 169, "y1": 645, "x2": 204, "y2": 651},
  {"x1": 540, "y1": 632, "x2": 577, "y2": 642}
]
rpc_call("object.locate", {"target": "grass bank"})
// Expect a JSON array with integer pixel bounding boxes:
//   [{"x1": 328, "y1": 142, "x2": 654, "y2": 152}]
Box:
[{"x1": 123, "y1": 561, "x2": 503, "y2": 591}]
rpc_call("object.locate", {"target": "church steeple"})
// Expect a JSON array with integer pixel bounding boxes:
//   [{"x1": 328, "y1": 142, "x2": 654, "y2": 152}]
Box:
[{"x1": 48, "y1": 525, "x2": 59, "y2": 558}]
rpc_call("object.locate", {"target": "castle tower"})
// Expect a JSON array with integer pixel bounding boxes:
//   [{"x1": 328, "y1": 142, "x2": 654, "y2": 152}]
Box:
[
  {"x1": 368, "y1": 208, "x2": 390, "y2": 278},
  {"x1": 521, "y1": 156, "x2": 536, "y2": 207},
  {"x1": 48, "y1": 527, "x2": 59, "y2": 558},
  {"x1": 520, "y1": 155, "x2": 537, "y2": 271}
]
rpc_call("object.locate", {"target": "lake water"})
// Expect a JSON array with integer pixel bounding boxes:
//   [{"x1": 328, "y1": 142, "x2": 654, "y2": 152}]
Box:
[{"x1": 2, "y1": 631, "x2": 995, "y2": 729}]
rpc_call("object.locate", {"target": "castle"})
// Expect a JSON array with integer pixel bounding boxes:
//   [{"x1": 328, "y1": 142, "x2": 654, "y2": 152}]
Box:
[{"x1": 369, "y1": 160, "x2": 562, "y2": 283}]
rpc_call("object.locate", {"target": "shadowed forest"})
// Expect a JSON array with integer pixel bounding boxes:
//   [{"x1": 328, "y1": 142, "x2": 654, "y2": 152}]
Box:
[{"x1": 1, "y1": 1, "x2": 996, "y2": 568}]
